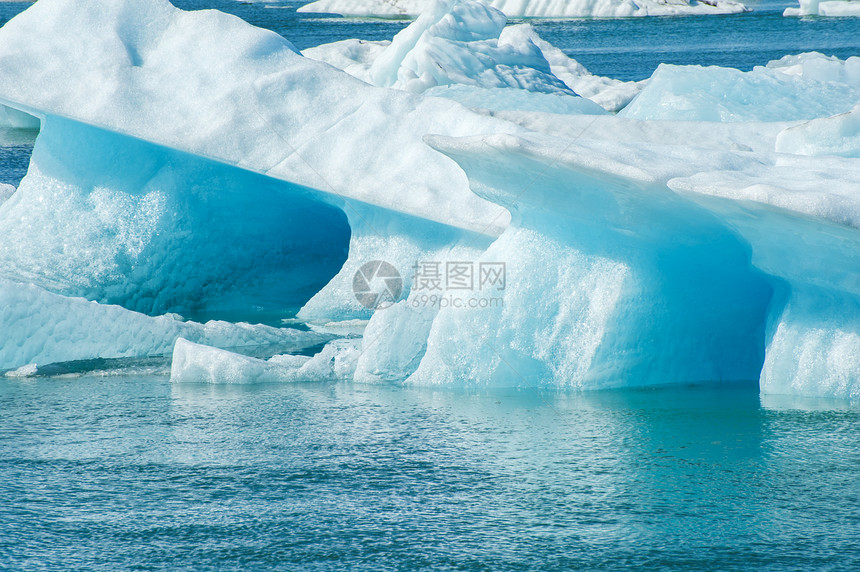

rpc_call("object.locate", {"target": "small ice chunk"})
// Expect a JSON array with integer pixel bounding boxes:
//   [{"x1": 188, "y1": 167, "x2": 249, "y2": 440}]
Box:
[
  {"x1": 170, "y1": 338, "x2": 362, "y2": 383},
  {"x1": 0, "y1": 183, "x2": 14, "y2": 205},
  {"x1": 775, "y1": 104, "x2": 860, "y2": 158},
  {"x1": 5, "y1": 363, "x2": 38, "y2": 378}
]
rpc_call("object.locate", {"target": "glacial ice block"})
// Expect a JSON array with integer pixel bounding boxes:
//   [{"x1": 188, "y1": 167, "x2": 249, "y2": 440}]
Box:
[
  {"x1": 0, "y1": 279, "x2": 328, "y2": 372},
  {"x1": 406, "y1": 134, "x2": 774, "y2": 388},
  {"x1": 498, "y1": 24, "x2": 644, "y2": 113},
  {"x1": 775, "y1": 104, "x2": 860, "y2": 158},
  {"x1": 298, "y1": 0, "x2": 748, "y2": 18},
  {"x1": 621, "y1": 53, "x2": 860, "y2": 122},
  {"x1": 668, "y1": 169, "x2": 860, "y2": 400}
]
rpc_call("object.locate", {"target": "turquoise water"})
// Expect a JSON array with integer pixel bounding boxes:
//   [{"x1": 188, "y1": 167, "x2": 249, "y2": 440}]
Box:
[{"x1": 2, "y1": 377, "x2": 860, "y2": 570}]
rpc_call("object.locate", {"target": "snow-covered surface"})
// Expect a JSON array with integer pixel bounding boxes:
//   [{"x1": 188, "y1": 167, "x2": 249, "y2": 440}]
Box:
[
  {"x1": 784, "y1": 0, "x2": 860, "y2": 15},
  {"x1": 2, "y1": 0, "x2": 860, "y2": 398},
  {"x1": 298, "y1": 0, "x2": 748, "y2": 18}
]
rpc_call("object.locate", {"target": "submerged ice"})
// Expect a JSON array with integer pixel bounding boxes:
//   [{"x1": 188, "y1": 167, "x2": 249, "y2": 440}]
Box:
[{"x1": 1, "y1": 0, "x2": 860, "y2": 399}]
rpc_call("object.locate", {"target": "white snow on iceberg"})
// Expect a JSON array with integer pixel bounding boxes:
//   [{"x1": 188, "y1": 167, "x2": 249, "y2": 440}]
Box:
[
  {"x1": 298, "y1": 0, "x2": 748, "y2": 19},
  {"x1": 302, "y1": 0, "x2": 617, "y2": 113}
]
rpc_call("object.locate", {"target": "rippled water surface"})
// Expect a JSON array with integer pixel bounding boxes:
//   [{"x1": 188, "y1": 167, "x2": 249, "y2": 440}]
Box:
[{"x1": 2, "y1": 377, "x2": 860, "y2": 570}]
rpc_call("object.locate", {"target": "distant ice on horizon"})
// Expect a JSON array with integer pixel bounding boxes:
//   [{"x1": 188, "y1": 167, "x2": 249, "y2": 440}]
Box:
[{"x1": 298, "y1": 0, "x2": 749, "y2": 18}]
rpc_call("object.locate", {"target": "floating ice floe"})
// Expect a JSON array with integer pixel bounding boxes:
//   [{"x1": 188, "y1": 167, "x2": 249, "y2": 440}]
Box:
[
  {"x1": 784, "y1": 0, "x2": 860, "y2": 16},
  {"x1": 170, "y1": 338, "x2": 362, "y2": 383},
  {"x1": 298, "y1": 0, "x2": 749, "y2": 19},
  {"x1": 621, "y1": 52, "x2": 860, "y2": 122},
  {"x1": 0, "y1": 183, "x2": 14, "y2": 205}
]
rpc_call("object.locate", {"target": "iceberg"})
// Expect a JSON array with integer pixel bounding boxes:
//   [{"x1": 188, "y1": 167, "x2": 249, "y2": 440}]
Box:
[
  {"x1": 298, "y1": 0, "x2": 749, "y2": 19},
  {"x1": 302, "y1": 1, "x2": 616, "y2": 113},
  {"x1": 498, "y1": 24, "x2": 644, "y2": 112},
  {"x1": 401, "y1": 134, "x2": 774, "y2": 388},
  {"x1": 342, "y1": 105, "x2": 860, "y2": 393},
  {"x1": 2, "y1": 0, "x2": 860, "y2": 400},
  {"x1": 784, "y1": 0, "x2": 860, "y2": 16},
  {"x1": 621, "y1": 53, "x2": 860, "y2": 122}
]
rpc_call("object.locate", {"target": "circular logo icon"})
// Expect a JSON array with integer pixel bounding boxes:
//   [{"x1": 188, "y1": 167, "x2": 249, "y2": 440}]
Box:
[{"x1": 353, "y1": 260, "x2": 403, "y2": 310}]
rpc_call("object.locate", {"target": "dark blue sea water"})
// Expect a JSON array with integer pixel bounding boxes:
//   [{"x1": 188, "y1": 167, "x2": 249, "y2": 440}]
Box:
[
  {"x1": 2, "y1": 1, "x2": 860, "y2": 569},
  {"x1": 2, "y1": 377, "x2": 860, "y2": 570}
]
